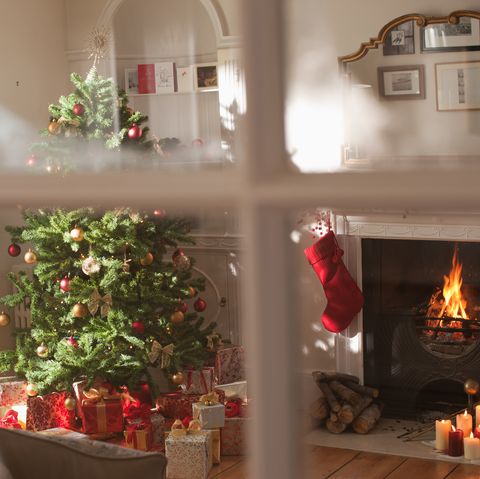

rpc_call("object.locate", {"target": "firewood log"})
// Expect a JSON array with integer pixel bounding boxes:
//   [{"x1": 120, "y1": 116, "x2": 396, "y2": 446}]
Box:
[
  {"x1": 312, "y1": 371, "x2": 359, "y2": 385},
  {"x1": 352, "y1": 403, "x2": 382, "y2": 434},
  {"x1": 326, "y1": 418, "x2": 347, "y2": 434},
  {"x1": 329, "y1": 380, "x2": 363, "y2": 407},
  {"x1": 308, "y1": 396, "x2": 329, "y2": 421},
  {"x1": 318, "y1": 382, "x2": 341, "y2": 413},
  {"x1": 345, "y1": 381, "x2": 379, "y2": 399},
  {"x1": 338, "y1": 396, "x2": 373, "y2": 424},
  {"x1": 330, "y1": 412, "x2": 338, "y2": 423}
]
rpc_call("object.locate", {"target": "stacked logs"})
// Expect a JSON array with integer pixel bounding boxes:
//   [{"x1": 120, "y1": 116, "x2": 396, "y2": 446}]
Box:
[{"x1": 309, "y1": 371, "x2": 382, "y2": 434}]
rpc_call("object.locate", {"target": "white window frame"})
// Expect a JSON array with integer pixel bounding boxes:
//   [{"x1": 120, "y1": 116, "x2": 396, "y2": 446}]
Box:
[{"x1": 1, "y1": 1, "x2": 480, "y2": 478}]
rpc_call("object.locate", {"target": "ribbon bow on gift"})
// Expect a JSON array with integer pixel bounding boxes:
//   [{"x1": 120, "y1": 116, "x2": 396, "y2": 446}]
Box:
[
  {"x1": 88, "y1": 289, "x2": 112, "y2": 317},
  {"x1": 0, "y1": 410, "x2": 22, "y2": 430},
  {"x1": 199, "y1": 391, "x2": 219, "y2": 406},
  {"x1": 124, "y1": 400, "x2": 152, "y2": 425},
  {"x1": 148, "y1": 341, "x2": 174, "y2": 368},
  {"x1": 82, "y1": 387, "x2": 119, "y2": 405}
]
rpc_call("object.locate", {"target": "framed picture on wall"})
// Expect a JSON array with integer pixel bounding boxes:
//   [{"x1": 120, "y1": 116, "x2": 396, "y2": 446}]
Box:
[
  {"x1": 194, "y1": 63, "x2": 218, "y2": 91},
  {"x1": 125, "y1": 68, "x2": 139, "y2": 95},
  {"x1": 436, "y1": 61, "x2": 480, "y2": 111},
  {"x1": 377, "y1": 65, "x2": 425, "y2": 100},
  {"x1": 421, "y1": 17, "x2": 480, "y2": 52},
  {"x1": 383, "y1": 21, "x2": 415, "y2": 56}
]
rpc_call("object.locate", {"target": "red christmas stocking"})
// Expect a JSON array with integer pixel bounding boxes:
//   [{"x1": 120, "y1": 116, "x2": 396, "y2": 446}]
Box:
[{"x1": 304, "y1": 230, "x2": 364, "y2": 333}]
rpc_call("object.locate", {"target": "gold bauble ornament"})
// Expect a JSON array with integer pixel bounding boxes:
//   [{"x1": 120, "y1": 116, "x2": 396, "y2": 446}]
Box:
[
  {"x1": 36, "y1": 344, "x2": 49, "y2": 358},
  {"x1": 64, "y1": 397, "x2": 76, "y2": 411},
  {"x1": 464, "y1": 378, "x2": 480, "y2": 396},
  {"x1": 188, "y1": 419, "x2": 202, "y2": 434},
  {"x1": 173, "y1": 253, "x2": 191, "y2": 271},
  {"x1": 140, "y1": 252, "x2": 154, "y2": 266},
  {"x1": 188, "y1": 286, "x2": 197, "y2": 298},
  {"x1": 48, "y1": 120, "x2": 60, "y2": 135},
  {"x1": 26, "y1": 383, "x2": 38, "y2": 397},
  {"x1": 72, "y1": 303, "x2": 88, "y2": 318},
  {"x1": 172, "y1": 372, "x2": 185, "y2": 385},
  {"x1": 170, "y1": 311, "x2": 185, "y2": 324},
  {"x1": 24, "y1": 249, "x2": 37, "y2": 264},
  {"x1": 70, "y1": 226, "x2": 85, "y2": 242},
  {"x1": 0, "y1": 311, "x2": 11, "y2": 327}
]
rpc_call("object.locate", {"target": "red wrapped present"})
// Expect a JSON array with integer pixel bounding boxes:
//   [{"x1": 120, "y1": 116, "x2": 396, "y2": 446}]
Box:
[
  {"x1": 121, "y1": 382, "x2": 152, "y2": 407},
  {"x1": 81, "y1": 388, "x2": 124, "y2": 435},
  {"x1": 221, "y1": 417, "x2": 249, "y2": 456},
  {"x1": 214, "y1": 345, "x2": 245, "y2": 385},
  {"x1": 0, "y1": 379, "x2": 27, "y2": 407},
  {"x1": 26, "y1": 391, "x2": 75, "y2": 431},
  {"x1": 156, "y1": 390, "x2": 225, "y2": 419},
  {"x1": 124, "y1": 423, "x2": 153, "y2": 451},
  {"x1": 182, "y1": 367, "x2": 216, "y2": 395},
  {"x1": 0, "y1": 409, "x2": 22, "y2": 429}
]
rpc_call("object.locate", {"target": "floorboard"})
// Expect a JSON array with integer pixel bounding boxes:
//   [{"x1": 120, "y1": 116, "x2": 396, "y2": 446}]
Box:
[
  {"x1": 444, "y1": 464, "x2": 480, "y2": 479},
  {"x1": 208, "y1": 457, "x2": 244, "y2": 478},
  {"x1": 303, "y1": 446, "x2": 360, "y2": 478},
  {"x1": 384, "y1": 458, "x2": 457, "y2": 479}
]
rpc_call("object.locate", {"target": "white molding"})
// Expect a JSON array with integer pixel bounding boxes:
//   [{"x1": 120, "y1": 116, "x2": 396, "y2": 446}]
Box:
[
  {"x1": 191, "y1": 234, "x2": 242, "y2": 250},
  {"x1": 96, "y1": 0, "x2": 241, "y2": 49}
]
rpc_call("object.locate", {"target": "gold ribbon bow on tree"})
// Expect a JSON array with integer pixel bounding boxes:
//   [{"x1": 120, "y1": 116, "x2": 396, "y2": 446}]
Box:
[
  {"x1": 199, "y1": 391, "x2": 219, "y2": 406},
  {"x1": 88, "y1": 289, "x2": 112, "y2": 317},
  {"x1": 206, "y1": 333, "x2": 222, "y2": 350},
  {"x1": 148, "y1": 341, "x2": 174, "y2": 369}
]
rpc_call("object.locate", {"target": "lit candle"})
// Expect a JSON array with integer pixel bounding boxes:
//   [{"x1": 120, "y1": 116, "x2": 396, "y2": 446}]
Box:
[
  {"x1": 476, "y1": 405, "x2": 480, "y2": 428},
  {"x1": 435, "y1": 419, "x2": 452, "y2": 451},
  {"x1": 464, "y1": 432, "x2": 480, "y2": 460},
  {"x1": 457, "y1": 409, "x2": 473, "y2": 437},
  {"x1": 448, "y1": 425, "x2": 464, "y2": 457}
]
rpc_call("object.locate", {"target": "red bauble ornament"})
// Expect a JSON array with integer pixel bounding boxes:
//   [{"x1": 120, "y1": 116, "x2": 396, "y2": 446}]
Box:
[
  {"x1": 59, "y1": 276, "x2": 70, "y2": 292},
  {"x1": 182, "y1": 415, "x2": 193, "y2": 428},
  {"x1": 194, "y1": 297, "x2": 207, "y2": 312},
  {"x1": 7, "y1": 243, "x2": 21, "y2": 257},
  {"x1": 179, "y1": 302, "x2": 188, "y2": 314},
  {"x1": 128, "y1": 124, "x2": 142, "y2": 140},
  {"x1": 172, "y1": 248, "x2": 184, "y2": 260},
  {"x1": 66, "y1": 336, "x2": 78, "y2": 348},
  {"x1": 73, "y1": 103, "x2": 85, "y2": 116},
  {"x1": 132, "y1": 321, "x2": 145, "y2": 334}
]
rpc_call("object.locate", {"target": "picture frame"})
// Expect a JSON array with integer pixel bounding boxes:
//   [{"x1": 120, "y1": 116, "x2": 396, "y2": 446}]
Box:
[
  {"x1": 125, "y1": 68, "x2": 139, "y2": 95},
  {"x1": 383, "y1": 21, "x2": 415, "y2": 56},
  {"x1": 421, "y1": 17, "x2": 480, "y2": 52},
  {"x1": 436, "y1": 61, "x2": 480, "y2": 111},
  {"x1": 377, "y1": 65, "x2": 425, "y2": 100},
  {"x1": 194, "y1": 63, "x2": 218, "y2": 91}
]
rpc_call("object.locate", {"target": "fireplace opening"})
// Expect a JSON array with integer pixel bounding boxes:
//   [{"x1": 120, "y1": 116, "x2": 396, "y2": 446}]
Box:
[{"x1": 362, "y1": 238, "x2": 480, "y2": 418}]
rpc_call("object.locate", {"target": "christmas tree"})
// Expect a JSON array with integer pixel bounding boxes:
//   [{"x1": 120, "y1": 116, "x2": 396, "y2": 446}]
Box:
[
  {"x1": 0, "y1": 208, "x2": 218, "y2": 396},
  {"x1": 28, "y1": 29, "x2": 157, "y2": 172}
]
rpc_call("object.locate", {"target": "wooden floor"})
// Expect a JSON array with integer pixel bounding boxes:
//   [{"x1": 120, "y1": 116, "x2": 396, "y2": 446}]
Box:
[{"x1": 208, "y1": 446, "x2": 480, "y2": 478}]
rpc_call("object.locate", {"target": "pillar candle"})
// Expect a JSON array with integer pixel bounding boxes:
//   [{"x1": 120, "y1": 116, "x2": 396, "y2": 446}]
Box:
[
  {"x1": 476, "y1": 405, "x2": 480, "y2": 428},
  {"x1": 464, "y1": 432, "x2": 480, "y2": 460},
  {"x1": 474, "y1": 425, "x2": 480, "y2": 439},
  {"x1": 457, "y1": 409, "x2": 473, "y2": 437},
  {"x1": 435, "y1": 419, "x2": 452, "y2": 451},
  {"x1": 448, "y1": 426, "x2": 464, "y2": 457}
]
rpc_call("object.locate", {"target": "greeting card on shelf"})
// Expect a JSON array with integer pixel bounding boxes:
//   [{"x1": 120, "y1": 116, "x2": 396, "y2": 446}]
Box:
[
  {"x1": 137, "y1": 63, "x2": 176, "y2": 94},
  {"x1": 176, "y1": 66, "x2": 194, "y2": 93}
]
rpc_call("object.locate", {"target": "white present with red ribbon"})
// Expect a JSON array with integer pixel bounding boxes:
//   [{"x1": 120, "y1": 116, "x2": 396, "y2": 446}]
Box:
[{"x1": 182, "y1": 367, "x2": 216, "y2": 395}]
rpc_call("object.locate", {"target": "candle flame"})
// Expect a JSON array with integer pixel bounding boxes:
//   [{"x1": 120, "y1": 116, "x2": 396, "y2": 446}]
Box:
[
  {"x1": 441, "y1": 419, "x2": 446, "y2": 424},
  {"x1": 452, "y1": 425, "x2": 456, "y2": 432},
  {"x1": 465, "y1": 410, "x2": 468, "y2": 416},
  {"x1": 471, "y1": 432, "x2": 474, "y2": 438}
]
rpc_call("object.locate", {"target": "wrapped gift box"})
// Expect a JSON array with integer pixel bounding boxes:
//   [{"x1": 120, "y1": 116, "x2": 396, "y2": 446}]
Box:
[
  {"x1": 0, "y1": 379, "x2": 27, "y2": 407},
  {"x1": 124, "y1": 424, "x2": 153, "y2": 451},
  {"x1": 214, "y1": 345, "x2": 245, "y2": 385},
  {"x1": 221, "y1": 417, "x2": 249, "y2": 456},
  {"x1": 192, "y1": 402, "x2": 225, "y2": 429},
  {"x1": 211, "y1": 429, "x2": 221, "y2": 465},
  {"x1": 183, "y1": 367, "x2": 216, "y2": 395},
  {"x1": 26, "y1": 391, "x2": 76, "y2": 431},
  {"x1": 82, "y1": 399, "x2": 124, "y2": 434},
  {"x1": 215, "y1": 381, "x2": 247, "y2": 401},
  {"x1": 0, "y1": 409, "x2": 23, "y2": 429},
  {"x1": 151, "y1": 411, "x2": 165, "y2": 445},
  {"x1": 157, "y1": 390, "x2": 225, "y2": 419},
  {"x1": 165, "y1": 431, "x2": 213, "y2": 479}
]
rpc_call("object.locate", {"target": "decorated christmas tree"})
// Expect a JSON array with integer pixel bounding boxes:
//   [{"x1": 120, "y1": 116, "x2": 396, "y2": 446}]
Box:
[
  {"x1": 27, "y1": 28, "x2": 157, "y2": 172},
  {"x1": 0, "y1": 208, "x2": 218, "y2": 396}
]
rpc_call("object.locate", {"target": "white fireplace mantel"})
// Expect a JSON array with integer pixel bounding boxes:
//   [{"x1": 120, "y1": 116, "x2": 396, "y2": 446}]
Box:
[{"x1": 331, "y1": 212, "x2": 480, "y2": 383}]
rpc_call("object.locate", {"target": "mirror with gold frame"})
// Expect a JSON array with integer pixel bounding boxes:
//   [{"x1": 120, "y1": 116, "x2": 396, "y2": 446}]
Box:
[{"x1": 339, "y1": 10, "x2": 480, "y2": 168}]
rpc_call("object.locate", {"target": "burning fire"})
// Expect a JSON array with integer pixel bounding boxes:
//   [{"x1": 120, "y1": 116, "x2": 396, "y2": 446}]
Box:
[{"x1": 428, "y1": 247, "x2": 468, "y2": 320}]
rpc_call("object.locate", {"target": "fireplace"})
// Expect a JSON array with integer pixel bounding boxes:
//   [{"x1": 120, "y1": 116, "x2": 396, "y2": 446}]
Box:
[{"x1": 362, "y1": 238, "x2": 480, "y2": 418}]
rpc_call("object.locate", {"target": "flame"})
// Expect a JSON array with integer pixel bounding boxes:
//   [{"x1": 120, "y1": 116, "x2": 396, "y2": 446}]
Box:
[
  {"x1": 452, "y1": 425, "x2": 456, "y2": 432},
  {"x1": 427, "y1": 246, "x2": 469, "y2": 321}
]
